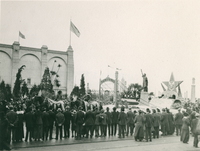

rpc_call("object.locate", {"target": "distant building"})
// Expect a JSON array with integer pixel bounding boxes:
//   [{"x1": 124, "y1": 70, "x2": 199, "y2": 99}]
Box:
[{"x1": 0, "y1": 41, "x2": 74, "y2": 95}]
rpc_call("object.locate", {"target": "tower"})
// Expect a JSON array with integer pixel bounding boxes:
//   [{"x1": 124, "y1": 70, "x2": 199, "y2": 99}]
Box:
[{"x1": 191, "y1": 78, "x2": 195, "y2": 103}]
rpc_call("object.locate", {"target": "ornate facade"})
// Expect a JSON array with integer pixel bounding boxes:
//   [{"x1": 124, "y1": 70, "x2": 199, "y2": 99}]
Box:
[{"x1": 0, "y1": 41, "x2": 74, "y2": 95}]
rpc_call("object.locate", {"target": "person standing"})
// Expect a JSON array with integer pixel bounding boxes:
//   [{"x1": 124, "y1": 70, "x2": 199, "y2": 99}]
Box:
[
  {"x1": 6, "y1": 105, "x2": 18, "y2": 143},
  {"x1": 71, "y1": 110, "x2": 76, "y2": 138},
  {"x1": 144, "y1": 108, "x2": 154, "y2": 142},
  {"x1": 42, "y1": 108, "x2": 49, "y2": 140},
  {"x1": 134, "y1": 110, "x2": 145, "y2": 141},
  {"x1": 180, "y1": 112, "x2": 190, "y2": 144},
  {"x1": 175, "y1": 108, "x2": 183, "y2": 136},
  {"x1": 152, "y1": 109, "x2": 160, "y2": 139},
  {"x1": 161, "y1": 108, "x2": 169, "y2": 136},
  {"x1": 99, "y1": 109, "x2": 107, "y2": 137},
  {"x1": 111, "y1": 107, "x2": 118, "y2": 136},
  {"x1": 94, "y1": 111, "x2": 100, "y2": 137},
  {"x1": 34, "y1": 107, "x2": 43, "y2": 141},
  {"x1": 126, "y1": 108, "x2": 134, "y2": 136},
  {"x1": 55, "y1": 108, "x2": 65, "y2": 140},
  {"x1": 84, "y1": 107, "x2": 95, "y2": 138},
  {"x1": 63, "y1": 106, "x2": 71, "y2": 138},
  {"x1": 0, "y1": 112, "x2": 11, "y2": 150},
  {"x1": 118, "y1": 107, "x2": 127, "y2": 138},
  {"x1": 191, "y1": 113, "x2": 200, "y2": 148},
  {"x1": 75, "y1": 107, "x2": 85, "y2": 140},
  {"x1": 24, "y1": 108, "x2": 34, "y2": 142},
  {"x1": 105, "y1": 107, "x2": 112, "y2": 137},
  {"x1": 166, "y1": 109, "x2": 175, "y2": 135},
  {"x1": 48, "y1": 107, "x2": 55, "y2": 140}
]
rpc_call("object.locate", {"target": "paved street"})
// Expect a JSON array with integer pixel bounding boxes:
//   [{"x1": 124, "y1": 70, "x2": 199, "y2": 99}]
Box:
[{"x1": 11, "y1": 134, "x2": 200, "y2": 151}]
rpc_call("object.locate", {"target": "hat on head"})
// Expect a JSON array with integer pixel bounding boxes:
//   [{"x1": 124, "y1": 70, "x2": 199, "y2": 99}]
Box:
[
  {"x1": 146, "y1": 108, "x2": 150, "y2": 113},
  {"x1": 106, "y1": 107, "x2": 109, "y2": 110},
  {"x1": 133, "y1": 110, "x2": 137, "y2": 113},
  {"x1": 183, "y1": 112, "x2": 188, "y2": 117},
  {"x1": 195, "y1": 113, "x2": 200, "y2": 117},
  {"x1": 113, "y1": 107, "x2": 116, "y2": 110},
  {"x1": 57, "y1": 108, "x2": 62, "y2": 112}
]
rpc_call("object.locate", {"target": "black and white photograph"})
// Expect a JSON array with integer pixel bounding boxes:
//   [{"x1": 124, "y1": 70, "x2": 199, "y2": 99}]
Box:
[{"x1": 1, "y1": 0, "x2": 200, "y2": 151}]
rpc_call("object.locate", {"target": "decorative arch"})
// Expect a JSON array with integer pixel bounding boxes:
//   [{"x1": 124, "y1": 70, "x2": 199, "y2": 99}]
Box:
[
  {"x1": 99, "y1": 76, "x2": 115, "y2": 95},
  {"x1": 0, "y1": 50, "x2": 11, "y2": 59},
  {"x1": 48, "y1": 56, "x2": 67, "y2": 66},
  {"x1": 20, "y1": 53, "x2": 41, "y2": 63}
]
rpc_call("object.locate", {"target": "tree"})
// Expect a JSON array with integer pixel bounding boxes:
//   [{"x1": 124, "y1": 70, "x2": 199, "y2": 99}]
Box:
[
  {"x1": 30, "y1": 84, "x2": 40, "y2": 97},
  {"x1": 0, "y1": 81, "x2": 6, "y2": 102},
  {"x1": 5, "y1": 84, "x2": 12, "y2": 101},
  {"x1": 79, "y1": 74, "x2": 86, "y2": 97},
  {"x1": 13, "y1": 65, "x2": 26, "y2": 99}
]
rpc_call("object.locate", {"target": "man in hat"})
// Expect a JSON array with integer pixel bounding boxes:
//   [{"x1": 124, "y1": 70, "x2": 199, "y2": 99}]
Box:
[
  {"x1": 99, "y1": 109, "x2": 107, "y2": 137},
  {"x1": 24, "y1": 108, "x2": 34, "y2": 142},
  {"x1": 175, "y1": 108, "x2": 183, "y2": 136},
  {"x1": 48, "y1": 106, "x2": 55, "y2": 140},
  {"x1": 42, "y1": 108, "x2": 49, "y2": 140},
  {"x1": 63, "y1": 106, "x2": 72, "y2": 138},
  {"x1": 144, "y1": 108, "x2": 154, "y2": 141},
  {"x1": 152, "y1": 109, "x2": 160, "y2": 138},
  {"x1": 118, "y1": 107, "x2": 127, "y2": 138},
  {"x1": 6, "y1": 105, "x2": 18, "y2": 143},
  {"x1": 111, "y1": 107, "x2": 118, "y2": 136},
  {"x1": 84, "y1": 106, "x2": 95, "y2": 138},
  {"x1": 126, "y1": 108, "x2": 134, "y2": 136},
  {"x1": 191, "y1": 113, "x2": 200, "y2": 148},
  {"x1": 161, "y1": 108, "x2": 169, "y2": 136},
  {"x1": 55, "y1": 108, "x2": 65, "y2": 140},
  {"x1": 75, "y1": 107, "x2": 85, "y2": 140},
  {"x1": 105, "y1": 107, "x2": 112, "y2": 136}
]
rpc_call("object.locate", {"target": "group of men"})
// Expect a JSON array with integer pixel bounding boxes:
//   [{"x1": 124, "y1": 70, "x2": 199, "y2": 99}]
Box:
[{"x1": 1, "y1": 103, "x2": 186, "y2": 145}]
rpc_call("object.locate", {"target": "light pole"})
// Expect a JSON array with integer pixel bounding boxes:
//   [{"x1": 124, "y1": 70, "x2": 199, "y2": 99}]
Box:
[{"x1": 108, "y1": 65, "x2": 121, "y2": 107}]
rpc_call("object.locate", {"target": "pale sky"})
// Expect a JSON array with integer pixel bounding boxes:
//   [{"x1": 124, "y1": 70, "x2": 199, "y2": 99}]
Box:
[{"x1": 1, "y1": 0, "x2": 200, "y2": 98}]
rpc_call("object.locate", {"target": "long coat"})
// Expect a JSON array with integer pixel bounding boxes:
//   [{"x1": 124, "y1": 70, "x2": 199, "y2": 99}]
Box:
[
  {"x1": 126, "y1": 111, "x2": 134, "y2": 124},
  {"x1": 6, "y1": 110, "x2": 18, "y2": 127},
  {"x1": 175, "y1": 112, "x2": 183, "y2": 125},
  {"x1": 25, "y1": 111, "x2": 34, "y2": 128},
  {"x1": 85, "y1": 111, "x2": 95, "y2": 126},
  {"x1": 111, "y1": 111, "x2": 118, "y2": 124},
  {"x1": 105, "y1": 111, "x2": 112, "y2": 124},
  {"x1": 152, "y1": 113, "x2": 160, "y2": 127},
  {"x1": 118, "y1": 112, "x2": 127, "y2": 125},
  {"x1": 134, "y1": 114, "x2": 144, "y2": 139},
  {"x1": 75, "y1": 111, "x2": 85, "y2": 125},
  {"x1": 42, "y1": 111, "x2": 49, "y2": 127},
  {"x1": 63, "y1": 110, "x2": 72, "y2": 126}
]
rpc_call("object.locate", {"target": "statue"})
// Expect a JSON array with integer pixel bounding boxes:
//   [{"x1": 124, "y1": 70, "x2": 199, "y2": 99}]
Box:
[{"x1": 142, "y1": 73, "x2": 148, "y2": 92}]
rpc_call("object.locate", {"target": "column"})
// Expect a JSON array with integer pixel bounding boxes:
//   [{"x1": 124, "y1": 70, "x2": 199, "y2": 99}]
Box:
[
  {"x1": 66, "y1": 46, "x2": 74, "y2": 96},
  {"x1": 41, "y1": 45, "x2": 48, "y2": 77},
  {"x1": 11, "y1": 41, "x2": 20, "y2": 90},
  {"x1": 114, "y1": 71, "x2": 118, "y2": 107}
]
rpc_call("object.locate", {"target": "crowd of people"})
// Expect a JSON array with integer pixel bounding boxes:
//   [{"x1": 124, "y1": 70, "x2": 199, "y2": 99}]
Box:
[{"x1": 1, "y1": 98, "x2": 200, "y2": 150}]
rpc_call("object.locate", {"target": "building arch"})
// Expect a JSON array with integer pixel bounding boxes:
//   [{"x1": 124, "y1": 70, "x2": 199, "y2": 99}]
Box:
[
  {"x1": 0, "y1": 50, "x2": 12, "y2": 59},
  {"x1": 48, "y1": 56, "x2": 67, "y2": 66},
  {"x1": 20, "y1": 53, "x2": 41, "y2": 63},
  {"x1": 0, "y1": 51, "x2": 12, "y2": 84},
  {"x1": 19, "y1": 54, "x2": 41, "y2": 85}
]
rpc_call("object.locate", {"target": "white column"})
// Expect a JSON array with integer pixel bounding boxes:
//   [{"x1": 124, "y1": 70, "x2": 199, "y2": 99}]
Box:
[{"x1": 191, "y1": 78, "x2": 195, "y2": 103}]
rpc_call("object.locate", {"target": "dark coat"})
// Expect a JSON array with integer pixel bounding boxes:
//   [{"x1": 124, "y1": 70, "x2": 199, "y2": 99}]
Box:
[
  {"x1": 105, "y1": 111, "x2": 112, "y2": 124},
  {"x1": 48, "y1": 110, "x2": 55, "y2": 127},
  {"x1": 56, "y1": 112, "x2": 65, "y2": 126},
  {"x1": 175, "y1": 112, "x2": 183, "y2": 125},
  {"x1": 63, "y1": 111, "x2": 72, "y2": 126},
  {"x1": 25, "y1": 111, "x2": 34, "y2": 128},
  {"x1": 85, "y1": 111, "x2": 95, "y2": 126},
  {"x1": 152, "y1": 113, "x2": 160, "y2": 127},
  {"x1": 111, "y1": 111, "x2": 118, "y2": 124},
  {"x1": 6, "y1": 110, "x2": 18, "y2": 127},
  {"x1": 144, "y1": 113, "x2": 154, "y2": 127},
  {"x1": 126, "y1": 111, "x2": 134, "y2": 124},
  {"x1": 75, "y1": 110, "x2": 85, "y2": 125},
  {"x1": 118, "y1": 112, "x2": 126, "y2": 125},
  {"x1": 35, "y1": 110, "x2": 43, "y2": 125},
  {"x1": 42, "y1": 111, "x2": 49, "y2": 127}
]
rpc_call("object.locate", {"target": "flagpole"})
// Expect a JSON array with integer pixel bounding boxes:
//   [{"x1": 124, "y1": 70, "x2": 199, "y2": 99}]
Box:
[
  {"x1": 18, "y1": 32, "x2": 20, "y2": 43},
  {"x1": 69, "y1": 19, "x2": 71, "y2": 46}
]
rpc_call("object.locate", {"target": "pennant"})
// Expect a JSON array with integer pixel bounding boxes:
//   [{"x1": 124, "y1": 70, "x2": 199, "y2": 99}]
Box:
[
  {"x1": 19, "y1": 31, "x2": 25, "y2": 39},
  {"x1": 70, "y1": 21, "x2": 80, "y2": 37}
]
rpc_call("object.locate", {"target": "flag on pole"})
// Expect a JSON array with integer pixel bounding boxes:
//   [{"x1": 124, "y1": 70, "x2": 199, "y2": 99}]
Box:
[
  {"x1": 70, "y1": 21, "x2": 80, "y2": 37},
  {"x1": 19, "y1": 31, "x2": 25, "y2": 39}
]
